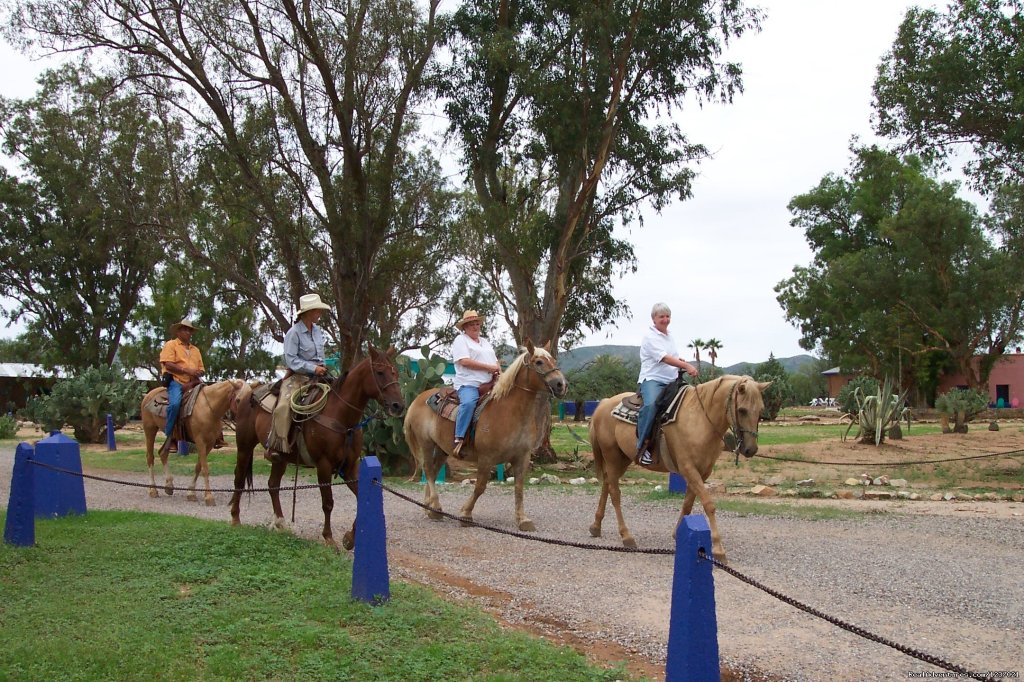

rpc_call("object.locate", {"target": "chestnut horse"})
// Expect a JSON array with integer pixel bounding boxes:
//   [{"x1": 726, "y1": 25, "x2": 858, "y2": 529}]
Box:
[
  {"x1": 229, "y1": 346, "x2": 405, "y2": 550},
  {"x1": 141, "y1": 379, "x2": 245, "y2": 505},
  {"x1": 403, "y1": 340, "x2": 567, "y2": 531},
  {"x1": 588, "y1": 375, "x2": 770, "y2": 563}
]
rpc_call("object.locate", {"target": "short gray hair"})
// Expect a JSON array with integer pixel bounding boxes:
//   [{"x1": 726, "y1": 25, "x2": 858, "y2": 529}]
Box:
[{"x1": 651, "y1": 302, "x2": 671, "y2": 318}]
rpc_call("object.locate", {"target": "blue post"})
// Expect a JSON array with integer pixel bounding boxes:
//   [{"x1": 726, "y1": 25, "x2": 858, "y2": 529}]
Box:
[
  {"x1": 106, "y1": 414, "x2": 116, "y2": 451},
  {"x1": 668, "y1": 472, "x2": 687, "y2": 495},
  {"x1": 420, "y1": 463, "x2": 447, "y2": 484},
  {"x1": 33, "y1": 432, "x2": 87, "y2": 518},
  {"x1": 352, "y1": 456, "x2": 390, "y2": 605},
  {"x1": 665, "y1": 515, "x2": 720, "y2": 682},
  {"x1": 4, "y1": 443, "x2": 37, "y2": 547},
  {"x1": 177, "y1": 439, "x2": 189, "y2": 457},
  {"x1": 496, "y1": 463, "x2": 505, "y2": 482}
]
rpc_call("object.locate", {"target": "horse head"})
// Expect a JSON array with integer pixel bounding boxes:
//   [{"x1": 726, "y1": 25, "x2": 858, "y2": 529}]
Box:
[
  {"x1": 364, "y1": 345, "x2": 405, "y2": 416},
  {"x1": 730, "y1": 376, "x2": 771, "y2": 458},
  {"x1": 522, "y1": 338, "x2": 568, "y2": 397}
]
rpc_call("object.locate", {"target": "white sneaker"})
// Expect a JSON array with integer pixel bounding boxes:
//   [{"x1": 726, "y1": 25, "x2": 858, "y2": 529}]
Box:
[{"x1": 637, "y1": 451, "x2": 653, "y2": 466}]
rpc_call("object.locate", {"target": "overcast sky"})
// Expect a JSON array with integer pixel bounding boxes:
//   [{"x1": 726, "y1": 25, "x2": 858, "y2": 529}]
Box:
[{"x1": 0, "y1": 0, "x2": 935, "y2": 367}]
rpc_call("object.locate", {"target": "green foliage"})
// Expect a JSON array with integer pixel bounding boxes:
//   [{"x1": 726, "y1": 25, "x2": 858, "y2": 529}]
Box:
[
  {"x1": 836, "y1": 375, "x2": 879, "y2": 416},
  {"x1": 363, "y1": 348, "x2": 449, "y2": 475},
  {"x1": 0, "y1": 414, "x2": 17, "y2": 439},
  {"x1": 696, "y1": 364, "x2": 724, "y2": 385},
  {"x1": 17, "y1": 366, "x2": 145, "y2": 443},
  {"x1": 935, "y1": 387, "x2": 989, "y2": 433},
  {"x1": 565, "y1": 355, "x2": 639, "y2": 402},
  {"x1": 754, "y1": 354, "x2": 793, "y2": 421},
  {"x1": 842, "y1": 376, "x2": 910, "y2": 445}
]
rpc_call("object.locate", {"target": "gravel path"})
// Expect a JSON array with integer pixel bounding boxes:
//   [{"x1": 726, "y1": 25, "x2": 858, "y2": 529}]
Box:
[{"x1": 2, "y1": 446, "x2": 1021, "y2": 681}]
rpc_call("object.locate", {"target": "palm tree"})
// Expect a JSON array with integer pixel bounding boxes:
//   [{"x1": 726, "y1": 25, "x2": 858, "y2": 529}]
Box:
[
  {"x1": 687, "y1": 339, "x2": 705, "y2": 365},
  {"x1": 704, "y1": 338, "x2": 723, "y2": 367}
]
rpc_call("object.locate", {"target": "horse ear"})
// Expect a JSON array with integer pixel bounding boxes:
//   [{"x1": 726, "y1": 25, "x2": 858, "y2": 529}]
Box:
[
  {"x1": 525, "y1": 338, "x2": 535, "y2": 355},
  {"x1": 385, "y1": 345, "x2": 397, "y2": 359},
  {"x1": 367, "y1": 345, "x2": 380, "y2": 359},
  {"x1": 757, "y1": 380, "x2": 773, "y2": 392},
  {"x1": 542, "y1": 340, "x2": 552, "y2": 353}
]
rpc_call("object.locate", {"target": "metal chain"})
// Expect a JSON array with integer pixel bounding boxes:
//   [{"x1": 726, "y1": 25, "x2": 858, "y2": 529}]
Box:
[
  {"x1": 27, "y1": 459, "x2": 348, "y2": 494},
  {"x1": 376, "y1": 480, "x2": 674, "y2": 555},
  {"x1": 702, "y1": 553, "x2": 1004, "y2": 682},
  {"x1": 752, "y1": 447, "x2": 1024, "y2": 467}
]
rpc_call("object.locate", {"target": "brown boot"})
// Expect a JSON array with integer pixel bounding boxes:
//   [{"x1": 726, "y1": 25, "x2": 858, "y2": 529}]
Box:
[
  {"x1": 213, "y1": 434, "x2": 229, "y2": 449},
  {"x1": 452, "y1": 438, "x2": 465, "y2": 459},
  {"x1": 264, "y1": 449, "x2": 283, "y2": 464}
]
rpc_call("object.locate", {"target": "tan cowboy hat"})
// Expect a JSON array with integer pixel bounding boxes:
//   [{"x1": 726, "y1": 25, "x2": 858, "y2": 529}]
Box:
[
  {"x1": 455, "y1": 310, "x2": 484, "y2": 331},
  {"x1": 297, "y1": 293, "x2": 331, "y2": 317},
  {"x1": 169, "y1": 319, "x2": 197, "y2": 335}
]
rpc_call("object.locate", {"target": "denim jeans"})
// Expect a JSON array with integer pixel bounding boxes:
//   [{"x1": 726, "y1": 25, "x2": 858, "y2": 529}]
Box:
[
  {"x1": 636, "y1": 379, "x2": 667, "y2": 452},
  {"x1": 455, "y1": 385, "x2": 480, "y2": 439},
  {"x1": 165, "y1": 380, "x2": 184, "y2": 436}
]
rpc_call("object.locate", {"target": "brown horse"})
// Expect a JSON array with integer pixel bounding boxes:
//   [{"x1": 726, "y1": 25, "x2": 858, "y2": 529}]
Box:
[
  {"x1": 141, "y1": 379, "x2": 245, "y2": 505},
  {"x1": 228, "y1": 346, "x2": 405, "y2": 550},
  {"x1": 588, "y1": 375, "x2": 770, "y2": 563},
  {"x1": 403, "y1": 340, "x2": 568, "y2": 531}
]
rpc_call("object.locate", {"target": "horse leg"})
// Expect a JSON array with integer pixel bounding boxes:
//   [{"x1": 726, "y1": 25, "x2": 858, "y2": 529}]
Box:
[
  {"x1": 422, "y1": 446, "x2": 444, "y2": 520},
  {"x1": 315, "y1": 459, "x2": 339, "y2": 550},
  {"x1": 589, "y1": 440, "x2": 608, "y2": 538},
  {"x1": 145, "y1": 424, "x2": 160, "y2": 498},
  {"x1": 458, "y1": 473, "x2": 488, "y2": 526},
  {"x1": 608, "y1": 475, "x2": 637, "y2": 549},
  {"x1": 266, "y1": 461, "x2": 289, "y2": 531},
  {"x1": 673, "y1": 469, "x2": 727, "y2": 564},
  {"x1": 339, "y1": 458, "x2": 360, "y2": 551},
  {"x1": 198, "y1": 447, "x2": 215, "y2": 506},
  {"x1": 161, "y1": 440, "x2": 174, "y2": 497},
  {"x1": 229, "y1": 443, "x2": 254, "y2": 526},
  {"x1": 510, "y1": 456, "x2": 535, "y2": 532},
  {"x1": 186, "y1": 457, "x2": 201, "y2": 502}
]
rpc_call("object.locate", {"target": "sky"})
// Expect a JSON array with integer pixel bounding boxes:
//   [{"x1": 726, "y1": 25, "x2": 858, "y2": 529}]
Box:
[{"x1": 0, "y1": 0, "x2": 935, "y2": 367}]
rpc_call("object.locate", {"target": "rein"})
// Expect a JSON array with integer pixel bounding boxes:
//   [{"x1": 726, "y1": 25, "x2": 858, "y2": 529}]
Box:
[
  {"x1": 693, "y1": 377, "x2": 758, "y2": 458},
  {"x1": 511, "y1": 356, "x2": 561, "y2": 396}
]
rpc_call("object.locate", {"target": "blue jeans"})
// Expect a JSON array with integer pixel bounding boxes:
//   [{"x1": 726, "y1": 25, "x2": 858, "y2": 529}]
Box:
[
  {"x1": 455, "y1": 385, "x2": 480, "y2": 439},
  {"x1": 165, "y1": 380, "x2": 184, "y2": 436},
  {"x1": 636, "y1": 379, "x2": 667, "y2": 452}
]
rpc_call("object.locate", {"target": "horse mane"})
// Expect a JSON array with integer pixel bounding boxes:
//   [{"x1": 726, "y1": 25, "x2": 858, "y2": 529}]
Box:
[
  {"x1": 489, "y1": 347, "x2": 553, "y2": 401},
  {"x1": 693, "y1": 374, "x2": 746, "y2": 403}
]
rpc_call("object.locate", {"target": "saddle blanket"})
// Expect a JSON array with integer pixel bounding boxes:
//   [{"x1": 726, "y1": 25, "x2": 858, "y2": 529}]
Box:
[
  {"x1": 144, "y1": 384, "x2": 203, "y2": 420},
  {"x1": 426, "y1": 387, "x2": 488, "y2": 423},
  {"x1": 611, "y1": 385, "x2": 689, "y2": 426}
]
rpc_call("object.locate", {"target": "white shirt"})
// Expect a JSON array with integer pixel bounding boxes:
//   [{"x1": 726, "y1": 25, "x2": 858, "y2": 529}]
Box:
[
  {"x1": 638, "y1": 324, "x2": 680, "y2": 384},
  {"x1": 452, "y1": 333, "x2": 498, "y2": 389}
]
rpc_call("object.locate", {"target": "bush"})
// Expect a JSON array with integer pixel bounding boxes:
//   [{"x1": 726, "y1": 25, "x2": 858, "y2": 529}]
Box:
[
  {"x1": 836, "y1": 375, "x2": 879, "y2": 416},
  {"x1": 17, "y1": 365, "x2": 146, "y2": 443},
  {"x1": 935, "y1": 387, "x2": 989, "y2": 433},
  {"x1": 0, "y1": 414, "x2": 17, "y2": 439},
  {"x1": 842, "y1": 376, "x2": 909, "y2": 445},
  {"x1": 754, "y1": 354, "x2": 793, "y2": 421}
]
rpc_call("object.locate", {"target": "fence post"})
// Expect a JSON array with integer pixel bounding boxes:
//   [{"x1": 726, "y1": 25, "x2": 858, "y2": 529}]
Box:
[
  {"x1": 33, "y1": 432, "x2": 87, "y2": 518},
  {"x1": 351, "y1": 455, "x2": 390, "y2": 605},
  {"x1": 3, "y1": 443, "x2": 36, "y2": 547},
  {"x1": 668, "y1": 472, "x2": 687, "y2": 495},
  {"x1": 665, "y1": 515, "x2": 720, "y2": 682},
  {"x1": 106, "y1": 414, "x2": 116, "y2": 451}
]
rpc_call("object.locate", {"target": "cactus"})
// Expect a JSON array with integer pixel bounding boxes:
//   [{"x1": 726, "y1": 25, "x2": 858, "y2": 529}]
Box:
[{"x1": 842, "y1": 376, "x2": 910, "y2": 445}]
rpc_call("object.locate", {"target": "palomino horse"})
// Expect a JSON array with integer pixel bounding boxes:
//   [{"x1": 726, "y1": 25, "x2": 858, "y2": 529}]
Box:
[
  {"x1": 141, "y1": 379, "x2": 245, "y2": 505},
  {"x1": 403, "y1": 340, "x2": 568, "y2": 531},
  {"x1": 229, "y1": 346, "x2": 405, "y2": 550},
  {"x1": 588, "y1": 375, "x2": 770, "y2": 563}
]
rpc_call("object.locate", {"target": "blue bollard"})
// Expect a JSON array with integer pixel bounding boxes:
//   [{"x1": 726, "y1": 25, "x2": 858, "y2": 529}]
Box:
[
  {"x1": 351, "y1": 456, "x2": 390, "y2": 605},
  {"x1": 419, "y1": 463, "x2": 446, "y2": 484},
  {"x1": 33, "y1": 432, "x2": 87, "y2": 518},
  {"x1": 668, "y1": 472, "x2": 687, "y2": 495},
  {"x1": 4, "y1": 443, "x2": 37, "y2": 547},
  {"x1": 496, "y1": 463, "x2": 505, "y2": 482},
  {"x1": 106, "y1": 414, "x2": 116, "y2": 451},
  {"x1": 665, "y1": 515, "x2": 720, "y2": 682}
]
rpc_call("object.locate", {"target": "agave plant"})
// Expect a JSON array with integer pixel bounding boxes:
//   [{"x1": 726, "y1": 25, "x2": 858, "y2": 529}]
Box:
[{"x1": 842, "y1": 376, "x2": 910, "y2": 445}]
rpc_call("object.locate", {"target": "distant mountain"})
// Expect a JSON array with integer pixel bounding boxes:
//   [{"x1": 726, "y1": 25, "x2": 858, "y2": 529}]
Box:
[{"x1": 559, "y1": 345, "x2": 819, "y2": 376}]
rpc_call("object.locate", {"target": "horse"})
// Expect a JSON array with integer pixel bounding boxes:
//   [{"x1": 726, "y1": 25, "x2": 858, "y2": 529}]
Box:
[
  {"x1": 588, "y1": 375, "x2": 770, "y2": 564},
  {"x1": 228, "y1": 345, "x2": 405, "y2": 550},
  {"x1": 141, "y1": 378, "x2": 245, "y2": 506},
  {"x1": 403, "y1": 340, "x2": 568, "y2": 531}
]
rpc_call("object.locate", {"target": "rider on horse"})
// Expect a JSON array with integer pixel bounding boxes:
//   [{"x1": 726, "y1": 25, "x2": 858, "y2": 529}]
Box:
[{"x1": 159, "y1": 319, "x2": 205, "y2": 454}]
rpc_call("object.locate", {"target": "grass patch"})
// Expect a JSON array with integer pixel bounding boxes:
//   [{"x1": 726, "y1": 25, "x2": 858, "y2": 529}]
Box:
[{"x1": 0, "y1": 510, "x2": 643, "y2": 682}]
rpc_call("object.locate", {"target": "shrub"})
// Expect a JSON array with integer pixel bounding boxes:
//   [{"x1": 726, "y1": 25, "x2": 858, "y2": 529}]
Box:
[
  {"x1": 0, "y1": 414, "x2": 17, "y2": 439},
  {"x1": 842, "y1": 376, "x2": 909, "y2": 445},
  {"x1": 16, "y1": 365, "x2": 146, "y2": 443},
  {"x1": 836, "y1": 375, "x2": 879, "y2": 416},
  {"x1": 935, "y1": 387, "x2": 989, "y2": 433},
  {"x1": 754, "y1": 354, "x2": 793, "y2": 421}
]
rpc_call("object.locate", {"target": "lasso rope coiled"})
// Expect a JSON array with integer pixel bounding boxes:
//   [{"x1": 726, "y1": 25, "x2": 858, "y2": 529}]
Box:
[{"x1": 290, "y1": 382, "x2": 332, "y2": 416}]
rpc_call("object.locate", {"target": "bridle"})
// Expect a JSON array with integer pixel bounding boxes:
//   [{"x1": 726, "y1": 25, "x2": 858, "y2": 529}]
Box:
[
  {"x1": 512, "y1": 353, "x2": 563, "y2": 396},
  {"x1": 694, "y1": 377, "x2": 760, "y2": 457},
  {"x1": 329, "y1": 357, "x2": 400, "y2": 413}
]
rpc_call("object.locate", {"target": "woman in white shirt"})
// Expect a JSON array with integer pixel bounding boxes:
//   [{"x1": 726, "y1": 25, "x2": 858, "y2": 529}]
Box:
[
  {"x1": 636, "y1": 302, "x2": 698, "y2": 465},
  {"x1": 451, "y1": 309, "x2": 501, "y2": 458}
]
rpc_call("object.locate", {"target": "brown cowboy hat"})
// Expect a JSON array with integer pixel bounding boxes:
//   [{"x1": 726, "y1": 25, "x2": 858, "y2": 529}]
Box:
[
  {"x1": 455, "y1": 310, "x2": 484, "y2": 331},
  {"x1": 169, "y1": 319, "x2": 198, "y2": 335}
]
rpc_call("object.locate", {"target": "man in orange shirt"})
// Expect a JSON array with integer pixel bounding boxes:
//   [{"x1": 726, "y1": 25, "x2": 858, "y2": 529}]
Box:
[{"x1": 159, "y1": 319, "x2": 205, "y2": 444}]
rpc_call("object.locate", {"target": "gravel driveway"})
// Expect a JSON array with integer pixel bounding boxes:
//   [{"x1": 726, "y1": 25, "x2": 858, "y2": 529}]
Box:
[{"x1": 2, "y1": 446, "x2": 1021, "y2": 681}]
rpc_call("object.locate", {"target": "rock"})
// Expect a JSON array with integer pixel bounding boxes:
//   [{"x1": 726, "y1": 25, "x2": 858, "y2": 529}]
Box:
[
  {"x1": 942, "y1": 492, "x2": 957, "y2": 501},
  {"x1": 845, "y1": 478, "x2": 861, "y2": 486},
  {"x1": 873, "y1": 475, "x2": 890, "y2": 486},
  {"x1": 540, "y1": 473, "x2": 562, "y2": 484},
  {"x1": 988, "y1": 421, "x2": 999, "y2": 431},
  {"x1": 764, "y1": 475, "x2": 786, "y2": 486},
  {"x1": 750, "y1": 485, "x2": 777, "y2": 497},
  {"x1": 889, "y1": 479, "x2": 908, "y2": 488},
  {"x1": 897, "y1": 491, "x2": 911, "y2": 499},
  {"x1": 929, "y1": 493, "x2": 944, "y2": 501},
  {"x1": 529, "y1": 477, "x2": 540, "y2": 485},
  {"x1": 505, "y1": 476, "x2": 515, "y2": 484},
  {"x1": 653, "y1": 484, "x2": 663, "y2": 492},
  {"x1": 909, "y1": 493, "x2": 921, "y2": 500},
  {"x1": 860, "y1": 473, "x2": 872, "y2": 485},
  {"x1": 864, "y1": 490, "x2": 894, "y2": 500},
  {"x1": 587, "y1": 477, "x2": 599, "y2": 485},
  {"x1": 836, "y1": 490, "x2": 856, "y2": 499},
  {"x1": 796, "y1": 478, "x2": 815, "y2": 487},
  {"x1": 461, "y1": 479, "x2": 475, "y2": 486},
  {"x1": 781, "y1": 489, "x2": 798, "y2": 497},
  {"x1": 569, "y1": 477, "x2": 587, "y2": 485}
]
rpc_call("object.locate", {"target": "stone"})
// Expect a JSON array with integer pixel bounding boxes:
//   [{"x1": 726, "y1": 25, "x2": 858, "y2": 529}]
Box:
[
  {"x1": 587, "y1": 477, "x2": 599, "y2": 485},
  {"x1": 873, "y1": 475, "x2": 890, "y2": 486},
  {"x1": 942, "y1": 492, "x2": 957, "y2": 501},
  {"x1": 863, "y1": 490, "x2": 894, "y2": 500},
  {"x1": 929, "y1": 493, "x2": 944, "y2": 501},
  {"x1": 529, "y1": 477, "x2": 540, "y2": 485},
  {"x1": 836, "y1": 490, "x2": 856, "y2": 499},
  {"x1": 988, "y1": 421, "x2": 999, "y2": 431},
  {"x1": 796, "y1": 478, "x2": 815, "y2": 487},
  {"x1": 909, "y1": 493, "x2": 921, "y2": 500},
  {"x1": 781, "y1": 489, "x2": 798, "y2": 497},
  {"x1": 750, "y1": 485, "x2": 777, "y2": 497},
  {"x1": 889, "y1": 479, "x2": 908, "y2": 488},
  {"x1": 569, "y1": 477, "x2": 587, "y2": 485},
  {"x1": 764, "y1": 475, "x2": 786, "y2": 486},
  {"x1": 897, "y1": 491, "x2": 911, "y2": 499},
  {"x1": 845, "y1": 478, "x2": 861, "y2": 486}
]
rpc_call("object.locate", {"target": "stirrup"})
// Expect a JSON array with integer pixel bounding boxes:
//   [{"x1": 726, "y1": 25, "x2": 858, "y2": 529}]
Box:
[{"x1": 452, "y1": 438, "x2": 465, "y2": 459}]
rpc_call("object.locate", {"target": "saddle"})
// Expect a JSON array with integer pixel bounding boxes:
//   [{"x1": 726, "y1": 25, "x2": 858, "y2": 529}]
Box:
[
  {"x1": 145, "y1": 382, "x2": 204, "y2": 442},
  {"x1": 611, "y1": 383, "x2": 689, "y2": 427},
  {"x1": 425, "y1": 380, "x2": 495, "y2": 425}
]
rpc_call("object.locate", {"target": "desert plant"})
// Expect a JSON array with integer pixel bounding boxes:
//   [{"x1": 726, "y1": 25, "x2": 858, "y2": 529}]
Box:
[
  {"x1": 935, "y1": 387, "x2": 989, "y2": 433},
  {"x1": 842, "y1": 376, "x2": 910, "y2": 445},
  {"x1": 16, "y1": 365, "x2": 145, "y2": 443},
  {"x1": 363, "y1": 348, "x2": 449, "y2": 474},
  {"x1": 0, "y1": 414, "x2": 17, "y2": 439},
  {"x1": 754, "y1": 354, "x2": 793, "y2": 421}
]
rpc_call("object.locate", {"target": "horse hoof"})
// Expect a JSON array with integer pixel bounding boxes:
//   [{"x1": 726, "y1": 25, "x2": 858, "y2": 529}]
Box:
[
  {"x1": 230, "y1": 518, "x2": 240, "y2": 527},
  {"x1": 518, "y1": 520, "x2": 536, "y2": 532},
  {"x1": 267, "y1": 517, "x2": 288, "y2": 532},
  {"x1": 588, "y1": 525, "x2": 601, "y2": 538},
  {"x1": 165, "y1": 486, "x2": 174, "y2": 496},
  {"x1": 204, "y1": 498, "x2": 216, "y2": 507},
  {"x1": 713, "y1": 552, "x2": 728, "y2": 566},
  {"x1": 427, "y1": 510, "x2": 443, "y2": 521},
  {"x1": 148, "y1": 489, "x2": 159, "y2": 499},
  {"x1": 186, "y1": 493, "x2": 198, "y2": 502},
  {"x1": 341, "y1": 534, "x2": 354, "y2": 551},
  {"x1": 623, "y1": 537, "x2": 637, "y2": 549}
]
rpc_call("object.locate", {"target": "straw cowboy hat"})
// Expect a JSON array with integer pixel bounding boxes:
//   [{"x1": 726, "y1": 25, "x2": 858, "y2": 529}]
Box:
[
  {"x1": 455, "y1": 310, "x2": 484, "y2": 331},
  {"x1": 297, "y1": 293, "x2": 332, "y2": 317},
  {"x1": 169, "y1": 319, "x2": 197, "y2": 335}
]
